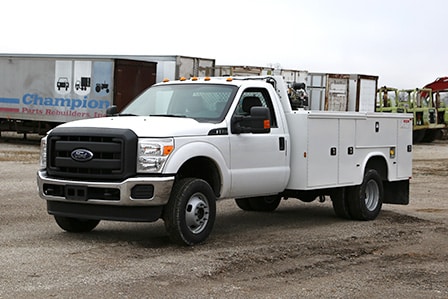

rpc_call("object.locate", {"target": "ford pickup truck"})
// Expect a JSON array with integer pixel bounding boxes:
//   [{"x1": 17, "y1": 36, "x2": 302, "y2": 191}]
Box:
[{"x1": 37, "y1": 76, "x2": 413, "y2": 245}]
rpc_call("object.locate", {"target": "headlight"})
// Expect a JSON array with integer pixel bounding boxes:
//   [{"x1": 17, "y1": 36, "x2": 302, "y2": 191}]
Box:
[
  {"x1": 39, "y1": 136, "x2": 47, "y2": 170},
  {"x1": 137, "y1": 138, "x2": 174, "y2": 173}
]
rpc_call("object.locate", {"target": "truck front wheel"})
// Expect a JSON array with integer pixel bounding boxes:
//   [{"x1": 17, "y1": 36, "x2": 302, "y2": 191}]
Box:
[
  {"x1": 347, "y1": 169, "x2": 383, "y2": 220},
  {"x1": 163, "y1": 178, "x2": 216, "y2": 246},
  {"x1": 54, "y1": 216, "x2": 100, "y2": 232}
]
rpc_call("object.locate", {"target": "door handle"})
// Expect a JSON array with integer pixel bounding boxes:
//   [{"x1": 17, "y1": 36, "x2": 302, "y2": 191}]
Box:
[{"x1": 279, "y1": 137, "x2": 285, "y2": 151}]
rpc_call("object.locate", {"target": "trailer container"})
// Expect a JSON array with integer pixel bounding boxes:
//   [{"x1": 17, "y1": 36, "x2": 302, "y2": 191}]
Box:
[
  {"x1": 279, "y1": 68, "x2": 308, "y2": 85},
  {"x1": 0, "y1": 54, "x2": 215, "y2": 134},
  {"x1": 149, "y1": 55, "x2": 215, "y2": 82},
  {"x1": 214, "y1": 65, "x2": 275, "y2": 77},
  {"x1": 305, "y1": 73, "x2": 378, "y2": 112}
]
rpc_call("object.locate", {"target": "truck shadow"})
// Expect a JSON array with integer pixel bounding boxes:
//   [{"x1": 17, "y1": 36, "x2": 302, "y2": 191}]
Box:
[{"x1": 51, "y1": 200, "x2": 424, "y2": 249}]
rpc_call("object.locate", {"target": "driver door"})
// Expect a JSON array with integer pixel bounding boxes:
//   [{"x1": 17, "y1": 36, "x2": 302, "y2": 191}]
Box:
[{"x1": 228, "y1": 87, "x2": 289, "y2": 197}]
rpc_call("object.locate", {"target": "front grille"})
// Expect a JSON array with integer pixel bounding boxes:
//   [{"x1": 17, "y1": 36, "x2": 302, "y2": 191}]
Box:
[{"x1": 47, "y1": 127, "x2": 137, "y2": 181}]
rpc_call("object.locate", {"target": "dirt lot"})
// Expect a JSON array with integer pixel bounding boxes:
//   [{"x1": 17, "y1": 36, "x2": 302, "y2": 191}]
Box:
[{"x1": 0, "y1": 133, "x2": 447, "y2": 299}]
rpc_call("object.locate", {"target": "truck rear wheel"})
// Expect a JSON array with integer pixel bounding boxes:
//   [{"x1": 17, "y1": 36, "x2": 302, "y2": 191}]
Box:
[
  {"x1": 54, "y1": 216, "x2": 100, "y2": 233},
  {"x1": 331, "y1": 188, "x2": 352, "y2": 219},
  {"x1": 347, "y1": 169, "x2": 383, "y2": 220},
  {"x1": 235, "y1": 198, "x2": 253, "y2": 211},
  {"x1": 163, "y1": 178, "x2": 216, "y2": 246},
  {"x1": 249, "y1": 196, "x2": 281, "y2": 211},
  {"x1": 235, "y1": 196, "x2": 281, "y2": 212}
]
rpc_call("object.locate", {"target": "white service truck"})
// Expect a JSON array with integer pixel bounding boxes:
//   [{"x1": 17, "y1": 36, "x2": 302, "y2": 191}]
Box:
[{"x1": 37, "y1": 76, "x2": 413, "y2": 245}]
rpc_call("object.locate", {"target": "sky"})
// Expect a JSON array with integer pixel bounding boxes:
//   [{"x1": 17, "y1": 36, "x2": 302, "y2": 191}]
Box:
[{"x1": 1, "y1": 0, "x2": 446, "y2": 89}]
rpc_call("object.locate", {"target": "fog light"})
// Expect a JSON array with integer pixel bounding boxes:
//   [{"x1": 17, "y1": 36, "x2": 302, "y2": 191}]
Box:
[{"x1": 131, "y1": 185, "x2": 154, "y2": 200}]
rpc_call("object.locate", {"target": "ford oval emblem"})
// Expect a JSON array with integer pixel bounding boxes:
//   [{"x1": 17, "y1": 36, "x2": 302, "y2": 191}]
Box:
[{"x1": 71, "y1": 149, "x2": 94, "y2": 162}]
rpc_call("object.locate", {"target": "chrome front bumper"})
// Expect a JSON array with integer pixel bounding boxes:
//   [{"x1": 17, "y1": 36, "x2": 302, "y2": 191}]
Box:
[{"x1": 37, "y1": 170, "x2": 174, "y2": 206}]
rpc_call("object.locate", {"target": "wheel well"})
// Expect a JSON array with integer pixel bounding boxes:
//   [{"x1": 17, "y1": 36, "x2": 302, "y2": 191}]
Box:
[
  {"x1": 365, "y1": 156, "x2": 388, "y2": 180},
  {"x1": 176, "y1": 156, "x2": 221, "y2": 197}
]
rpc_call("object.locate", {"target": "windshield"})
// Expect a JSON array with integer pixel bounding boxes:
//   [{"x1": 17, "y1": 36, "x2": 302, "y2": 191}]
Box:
[{"x1": 122, "y1": 83, "x2": 238, "y2": 122}]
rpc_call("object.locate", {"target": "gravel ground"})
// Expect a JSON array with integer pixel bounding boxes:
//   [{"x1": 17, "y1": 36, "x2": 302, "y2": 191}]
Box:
[{"x1": 0, "y1": 133, "x2": 447, "y2": 299}]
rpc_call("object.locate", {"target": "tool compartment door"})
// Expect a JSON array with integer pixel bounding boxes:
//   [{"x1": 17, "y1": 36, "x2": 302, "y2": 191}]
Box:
[
  {"x1": 307, "y1": 118, "x2": 339, "y2": 187},
  {"x1": 338, "y1": 119, "x2": 357, "y2": 184},
  {"x1": 397, "y1": 117, "x2": 413, "y2": 179}
]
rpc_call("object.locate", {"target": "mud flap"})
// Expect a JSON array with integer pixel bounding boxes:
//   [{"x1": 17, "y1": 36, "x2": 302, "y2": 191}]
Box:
[{"x1": 383, "y1": 180, "x2": 409, "y2": 205}]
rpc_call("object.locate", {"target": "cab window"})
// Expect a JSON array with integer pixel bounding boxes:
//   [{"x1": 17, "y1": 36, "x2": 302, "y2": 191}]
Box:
[{"x1": 234, "y1": 88, "x2": 278, "y2": 128}]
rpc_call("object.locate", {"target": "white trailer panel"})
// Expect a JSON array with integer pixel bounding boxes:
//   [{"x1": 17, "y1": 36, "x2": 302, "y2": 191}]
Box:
[
  {"x1": 214, "y1": 65, "x2": 275, "y2": 77},
  {"x1": 143, "y1": 55, "x2": 215, "y2": 82},
  {"x1": 356, "y1": 78, "x2": 377, "y2": 112},
  {"x1": 0, "y1": 56, "x2": 115, "y2": 123},
  {"x1": 280, "y1": 69, "x2": 308, "y2": 85}
]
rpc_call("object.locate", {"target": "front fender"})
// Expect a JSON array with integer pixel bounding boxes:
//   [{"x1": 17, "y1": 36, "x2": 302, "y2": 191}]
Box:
[{"x1": 164, "y1": 138, "x2": 231, "y2": 197}]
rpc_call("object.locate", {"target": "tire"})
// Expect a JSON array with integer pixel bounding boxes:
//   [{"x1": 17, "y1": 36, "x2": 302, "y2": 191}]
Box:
[
  {"x1": 54, "y1": 216, "x2": 100, "y2": 233},
  {"x1": 163, "y1": 178, "x2": 216, "y2": 246},
  {"x1": 235, "y1": 198, "x2": 253, "y2": 211},
  {"x1": 331, "y1": 188, "x2": 352, "y2": 219},
  {"x1": 347, "y1": 169, "x2": 383, "y2": 220},
  {"x1": 248, "y1": 195, "x2": 281, "y2": 212}
]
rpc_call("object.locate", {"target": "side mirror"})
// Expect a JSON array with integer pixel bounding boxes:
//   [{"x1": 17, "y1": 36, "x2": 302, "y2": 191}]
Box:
[
  {"x1": 106, "y1": 105, "x2": 118, "y2": 116},
  {"x1": 231, "y1": 106, "x2": 271, "y2": 134}
]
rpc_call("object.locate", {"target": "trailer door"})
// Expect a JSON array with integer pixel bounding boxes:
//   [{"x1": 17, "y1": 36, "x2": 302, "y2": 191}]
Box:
[
  {"x1": 114, "y1": 59, "x2": 157, "y2": 112},
  {"x1": 325, "y1": 74, "x2": 349, "y2": 111}
]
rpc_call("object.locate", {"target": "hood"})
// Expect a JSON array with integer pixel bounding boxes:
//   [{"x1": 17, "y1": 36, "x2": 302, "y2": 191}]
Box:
[{"x1": 56, "y1": 116, "x2": 222, "y2": 137}]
